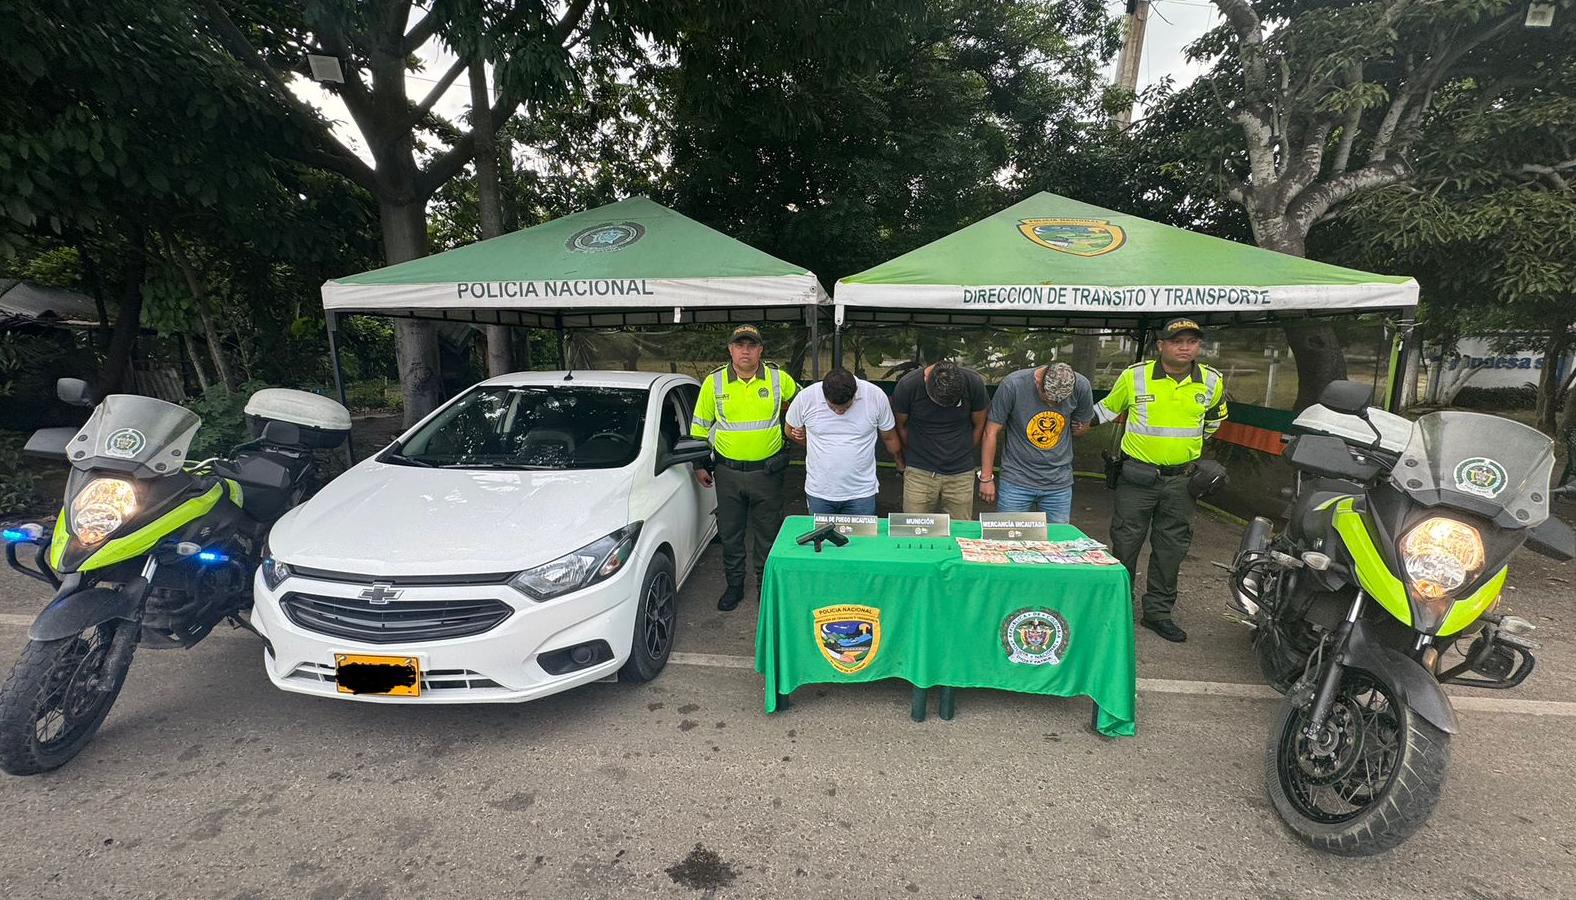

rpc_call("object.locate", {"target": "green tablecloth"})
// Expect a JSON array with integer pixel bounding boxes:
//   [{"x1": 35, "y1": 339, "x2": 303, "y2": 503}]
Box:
[{"x1": 755, "y1": 516, "x2": 1137, "y2": 737}]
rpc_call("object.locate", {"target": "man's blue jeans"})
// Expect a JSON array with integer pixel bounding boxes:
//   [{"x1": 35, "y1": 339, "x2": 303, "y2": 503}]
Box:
[
  {"x1": 807, "y1": 495, "x2": 878, "y2": 516},
  {"x1": 995, "y1": 480, "x2": 1073, "y2": 524}
]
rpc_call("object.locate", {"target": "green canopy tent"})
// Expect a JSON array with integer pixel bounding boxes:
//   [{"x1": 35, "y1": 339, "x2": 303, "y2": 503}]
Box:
[
  {"x1": 831, "y1": 191, "x2": 1420, "y2": 407},
  {"x1": 320, "y1": 196, "x2": 830, "y2": 430}
]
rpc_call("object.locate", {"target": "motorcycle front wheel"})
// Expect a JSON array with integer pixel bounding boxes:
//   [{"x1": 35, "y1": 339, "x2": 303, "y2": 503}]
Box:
[
  {"x1": 1265, "y1": 668, "x2": 1450, "y2": 856},
  {"x1": 0, "y1": 619, "x2": 139, "y2": 776}
]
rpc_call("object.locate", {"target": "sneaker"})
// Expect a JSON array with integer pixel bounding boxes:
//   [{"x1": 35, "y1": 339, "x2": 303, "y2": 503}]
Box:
[{"x1": 1141, "y1": 618, "x2": 1187, "y2": 642}]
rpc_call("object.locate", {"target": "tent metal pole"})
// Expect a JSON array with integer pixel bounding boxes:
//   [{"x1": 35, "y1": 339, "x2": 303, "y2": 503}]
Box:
[
  {"x1": 831, "y1": 324, "x2": 843, "y2": 371},
  {"x1": 325, "y1": 311, "x2": 355, "y2": 464},
  {"x1": 556, "y1": 315, "x2": 568, "y2": 369},
  {"x1": 808, "y1": 307, "x2": 821, "y2": 379}
]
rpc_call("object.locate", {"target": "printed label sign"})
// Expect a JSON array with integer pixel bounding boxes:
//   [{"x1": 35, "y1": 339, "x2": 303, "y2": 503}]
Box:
[
  {"x1": 812, "y1": 514, "x2": 880, "y2": 537},
  {"x1": 888, "y1": 513, "x2": 950, "y2": 537},
  {"x1": 979, "y1": 511, "x2": 1048, "y2": 541}
]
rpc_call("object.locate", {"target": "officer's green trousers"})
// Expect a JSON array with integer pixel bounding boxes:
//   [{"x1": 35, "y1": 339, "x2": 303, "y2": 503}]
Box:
[
  {"x1": 714, "y1": 462, "x2": 786, "y2": 590},
  {"x1": 1109, "y1": 470, "x2": 1195, "y2": 622}
]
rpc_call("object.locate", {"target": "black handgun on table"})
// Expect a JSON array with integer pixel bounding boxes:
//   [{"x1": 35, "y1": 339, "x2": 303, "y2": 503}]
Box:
[{"x1": 796, "y1": 523, "x2": 849, "y2": 552}]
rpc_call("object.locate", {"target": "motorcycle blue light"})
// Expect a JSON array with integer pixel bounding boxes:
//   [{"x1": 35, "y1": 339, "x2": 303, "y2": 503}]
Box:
[
  {"x1": 197, "y1": 550, "x2": 229, "y2": 564},
  {"x1": 2, "y1": 524, "x2": 42, "y2": 543}
]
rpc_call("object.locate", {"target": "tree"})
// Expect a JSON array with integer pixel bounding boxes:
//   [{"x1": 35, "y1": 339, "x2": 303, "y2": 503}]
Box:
[
  {"x1": 1323, "y1": 34, "x2": 1576, "y2": 432},
  {"x1": 1157, "y1": 0, "x2": 1554, "y2": 408},
  {"x1": 0, "y1": 0, "x2": 335, "y2": 396},
  {"x1": 199, "y1": 0, "x2": 676, "y2": 423},
  {"x1": 663, "y1": 0, "x2": 1119, "y2": 285}
]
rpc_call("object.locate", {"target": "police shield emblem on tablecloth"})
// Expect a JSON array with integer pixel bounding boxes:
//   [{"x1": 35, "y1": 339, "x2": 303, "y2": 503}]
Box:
[
  {"x1": 1018, "y1": 218, "x2": 1125, "y2": 257},
  {"x1": 814, "y1": 605, "x2": 882, "y2": 674},
  {"x1": 1002, "y1": 608, "x2": 1069, "y2": 666}
]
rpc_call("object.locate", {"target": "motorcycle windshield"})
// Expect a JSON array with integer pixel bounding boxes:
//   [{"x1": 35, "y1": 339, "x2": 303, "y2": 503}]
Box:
[
  {"x1": 1390, "y1": 411, "x2": 1554, "y2": 528},
  {"x1": 70, "y1": 394, "x2": 202, "y2": 478}
]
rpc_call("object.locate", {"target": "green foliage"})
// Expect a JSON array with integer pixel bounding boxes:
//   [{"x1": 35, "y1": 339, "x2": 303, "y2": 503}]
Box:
[
  {"x1": 0, "y1": 432, "x2": 43, "y2": 517},
  {"x1": 346, "y1": 379, "x2": 399, "y2": 412},
  {"x1": 182, "y1": 380, "x2": 271, "y2": 459}
]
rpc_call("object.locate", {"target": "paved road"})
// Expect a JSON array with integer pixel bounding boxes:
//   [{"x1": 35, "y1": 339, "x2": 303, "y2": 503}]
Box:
[{"x1": 3, "y1": 473, "x2": 1575, "y2": 898}]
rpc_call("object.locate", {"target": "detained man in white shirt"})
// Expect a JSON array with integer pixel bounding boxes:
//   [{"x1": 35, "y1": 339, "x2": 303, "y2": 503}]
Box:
[{"x1": 785, "y1": 368, "x2": 904, "y2": 516}]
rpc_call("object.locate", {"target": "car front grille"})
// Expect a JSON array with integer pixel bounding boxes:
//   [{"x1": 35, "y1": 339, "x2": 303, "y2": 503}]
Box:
[
  {"x1": 285, "y1": 662, "x2": 504, "y2": 691},
  {"x1": 280, "y1": 592, "x2": 514, "y2": 644}
]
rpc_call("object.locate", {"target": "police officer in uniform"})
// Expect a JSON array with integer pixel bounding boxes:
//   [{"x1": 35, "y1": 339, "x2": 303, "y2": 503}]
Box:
[
  {"x1": 1093, "y1": 318, "x2": 1228, "y2": 642},
  {"x1": 690, "y1": 326, "x2": 799, "y2": 611}
]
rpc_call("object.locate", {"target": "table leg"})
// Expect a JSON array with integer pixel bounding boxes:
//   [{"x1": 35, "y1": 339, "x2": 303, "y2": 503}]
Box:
[
  {"x1": 1089, "y1": 699, "x2": 1100, "y2": 733},
  {"x1": 938, "y1": 687, "x2": 955, "y2": 721},
  {"x1": 910, "y1": 686, "x2": 927, "y2": 722},
  {"x1": 777, "y1": 692, "x2": 793, "y2": 711}
]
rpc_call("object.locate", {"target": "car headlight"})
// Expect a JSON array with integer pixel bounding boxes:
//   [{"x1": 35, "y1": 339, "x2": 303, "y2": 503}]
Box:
[
  {"x1": 509, "y1": 523, "x2": 642, "y2": 602},
  {"x1": 1401, "y1": 517, "x2": 1484, "y2": 600},
  {"x1": 69, "y1": 477, "x2": 138, "y2": 545},
  {"x1": 260, "y1": 548, "x2": 292, "y2": 591}
]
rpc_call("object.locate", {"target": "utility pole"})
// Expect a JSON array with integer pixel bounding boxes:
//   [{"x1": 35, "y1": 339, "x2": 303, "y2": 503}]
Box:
[{"x1": 1112, "y1": 0, "x2": 1151, "y2": 130}]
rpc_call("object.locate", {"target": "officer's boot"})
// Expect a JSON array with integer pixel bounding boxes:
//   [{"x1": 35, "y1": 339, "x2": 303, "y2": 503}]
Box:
[{"x1": 717, "y1": 582, "x2": 745, "y2": 612}]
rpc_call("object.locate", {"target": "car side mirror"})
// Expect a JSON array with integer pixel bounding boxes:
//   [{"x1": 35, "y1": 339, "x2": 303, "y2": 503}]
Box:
[
  {"x1": 660, "y1": 438, "x2": 712, "y2": 473},
  {"x1": 1527, "y1": 516, "x2": 1576, "y2": 562},
  {"x1": 56, "y1": 377, "x2": 94, "y2": 407},
  {"x1": 1317, "y1": 380, "x2": 1374, "y2": 417}
]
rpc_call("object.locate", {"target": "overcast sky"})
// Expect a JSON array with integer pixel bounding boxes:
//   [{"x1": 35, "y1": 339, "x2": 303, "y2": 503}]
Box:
[{"x1": 289, "y1": 1, "x2": 1221, "y2": 165}]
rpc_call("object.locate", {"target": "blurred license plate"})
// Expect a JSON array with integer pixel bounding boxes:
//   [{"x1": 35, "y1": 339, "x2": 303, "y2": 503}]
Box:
[{"x1": 334, "y1": 653, "x2": 420, "y2": 696}]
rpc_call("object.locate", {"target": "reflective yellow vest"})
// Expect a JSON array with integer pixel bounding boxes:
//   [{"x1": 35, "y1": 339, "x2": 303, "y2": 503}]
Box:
[
  {"x1": 690, "y1": 364, "x2": 799, "y2": 462},
  {"x1": 1095, "y1": 361, "x2": 1228, "y2": 466}
]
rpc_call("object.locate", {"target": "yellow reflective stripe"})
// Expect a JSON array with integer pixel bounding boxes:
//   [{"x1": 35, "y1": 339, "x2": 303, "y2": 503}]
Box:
[
  {"x1": 1438, "y1": 567, "x2": 1507, "y2": 636},
  {"x1": 226, "y1": 478, "x2": 243, "y2": 508},
  {"x1": 78, "y1": 483, "x2": 225, "y2": 572},
  {"x1": 49, "y1": 513, "x2": 69, "y2": 571},
  {"x1": 1332, "y1": 498, "x2": 1411, "y2": 626}
]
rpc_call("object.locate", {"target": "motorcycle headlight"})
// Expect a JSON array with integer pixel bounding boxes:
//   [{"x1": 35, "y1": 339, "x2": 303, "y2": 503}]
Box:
[
  {"x1": 69, "y1": 478, "x2": 138, "y2": 546},
  {"x1": 509, "y1": 523, "x2": 642, "y2": 602},
  {"x1": 1401, "y1": 517, "x2": 1484, "y2": 600}
]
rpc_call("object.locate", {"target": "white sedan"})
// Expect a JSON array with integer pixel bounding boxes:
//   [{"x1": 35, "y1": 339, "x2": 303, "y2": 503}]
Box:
[{"x1": 250, "y1": 371, "x2": 717, "y2": 703}]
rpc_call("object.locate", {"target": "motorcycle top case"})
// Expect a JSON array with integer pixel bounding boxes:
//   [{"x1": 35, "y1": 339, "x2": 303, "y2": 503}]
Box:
[{"x1": 244, "y1": 388, "x2": 351, "y2": 450}]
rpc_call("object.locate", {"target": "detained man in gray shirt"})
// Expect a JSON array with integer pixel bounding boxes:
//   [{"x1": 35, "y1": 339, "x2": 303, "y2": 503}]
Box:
[{"x1": 978, "y1": 362, "x2": 1094, "y2": 523}]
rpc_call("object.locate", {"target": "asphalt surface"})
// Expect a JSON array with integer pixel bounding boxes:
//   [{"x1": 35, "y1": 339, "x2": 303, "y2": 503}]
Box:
[{"x1": 3, "y1": 469, "x2": 1575, "y2": 899}]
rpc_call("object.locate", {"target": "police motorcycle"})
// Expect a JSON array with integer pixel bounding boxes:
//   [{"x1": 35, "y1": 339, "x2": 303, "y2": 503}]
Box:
[
  {"x1": 0, "y1": 378, "x2": 348, "y2": 775},
  {"x1": 1227, "y1": 380, "x2": 1574, "y2": 855}
]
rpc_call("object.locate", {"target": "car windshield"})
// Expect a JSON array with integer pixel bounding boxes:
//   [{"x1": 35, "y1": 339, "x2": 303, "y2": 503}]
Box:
[{"x1": 391, "y1": 385, "x2": 648, "y2": 470}]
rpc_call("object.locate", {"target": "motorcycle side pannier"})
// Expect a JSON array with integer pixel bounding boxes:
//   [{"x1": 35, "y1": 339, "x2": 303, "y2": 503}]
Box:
[{"x1": 244, "y1": 388, "x2": 352, "y2": 449}]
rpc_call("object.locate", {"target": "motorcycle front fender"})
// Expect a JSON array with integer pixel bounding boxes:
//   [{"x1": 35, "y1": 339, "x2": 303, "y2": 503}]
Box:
[
  {"x1": 28, "y1": 585, "x2": 142, "y2": 642},
  {"x1": 1341, "y1": 619, "x2": 1459, "y2": 735}
]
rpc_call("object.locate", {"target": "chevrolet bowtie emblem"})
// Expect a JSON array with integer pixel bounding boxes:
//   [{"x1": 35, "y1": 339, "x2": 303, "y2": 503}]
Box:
[{"x1": 359, "y1": 583, "x2": 402, "y2": 605}]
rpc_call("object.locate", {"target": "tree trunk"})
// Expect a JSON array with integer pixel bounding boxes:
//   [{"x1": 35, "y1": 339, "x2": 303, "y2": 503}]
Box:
[
  {"x1": 167, "y1": 238, "x2": 237, "y2": 390},
  {"x1": 471, "y1": 58, "x2": 513, "y2": 378},
  {"x1": 1071, "y1": 331, "x2": 1099, "y2": 379},
  {"x1": 1251, "y1": 225, "x2": 1350, "y2": 410},
  {"x1": 1537, "y1": 318, "x2": 1573, "y2": 435},
  {"x1": 95, "y1": 225, "x2": 147, "y2": 398},
  {"x1": 1399, "y1": 327, "x2": 1423, "y2": 409},
  {"x1": 381, "y1": 200, "x2": 444, "y2": 425},
  {"x1": 182, "y1": 333, "x2": 212, "y2": 393}
]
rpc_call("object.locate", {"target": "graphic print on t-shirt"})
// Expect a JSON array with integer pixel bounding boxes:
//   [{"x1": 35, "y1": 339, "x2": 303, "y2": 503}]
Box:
[{"x1": 1025, "y1": 410, "x2": 1067, "y2": 450}]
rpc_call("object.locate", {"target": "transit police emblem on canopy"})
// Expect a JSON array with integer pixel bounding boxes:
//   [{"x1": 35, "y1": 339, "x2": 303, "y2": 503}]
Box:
[
  {"x1": 1002, "y1": 608, "x2": 1069, "y2": 666},
  {"x1": 566, "y1": 221, "x2": 646, "y2": 253},
  {"x1": 103, "y1": 427, "x2": 147, "y2": 459},
  {"x1": 1453, "y1": 457, "x2": 1508, "y2": 498},
  {"x1": 1018, "y1": 218, "x2": 1125, "y2": 257},
  {"x1": 814, "y1": 605, "x2": 882, "y2": 674}
]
